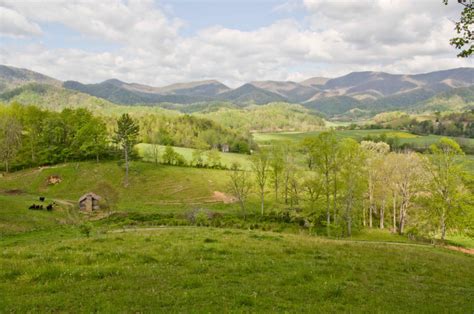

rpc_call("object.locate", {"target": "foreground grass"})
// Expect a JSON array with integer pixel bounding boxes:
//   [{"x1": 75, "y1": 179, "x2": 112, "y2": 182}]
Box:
[{"x1": 1, "y1": 227, "x2": 473, "y2": 312}]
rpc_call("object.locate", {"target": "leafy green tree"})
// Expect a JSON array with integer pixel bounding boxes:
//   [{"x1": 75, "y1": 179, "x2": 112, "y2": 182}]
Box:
[
  {"x1": 75, "y1": 118, "x2": 108, "y2": 162},
  {"x1": 425, "y1": 138, "x2": 469, "y2": 240},
  {"x1": 310, "y1": 131, "x2": 337, "y2": 230},
  {"x1": 192, "y1": 149, "x2": 205, "y2": 167},
  {"x1": 206, "y1": 149, "x2": 222, "y2": 168},
  {"x1": 443, "y1": 0, "x2": 473, "y2": 57},
  {"x1": 0, "y1": 115, "x2": 22, "y2": 172},
  {"x1": 114, "y1": 114, "x2": 139, "y2": 186},
  {"x1": 269, "y1": 144, "x2": 285, "y2": 202},
  {"x1": 361, "y1": 141, "x2": 390, "y2": 228},
  {"x1": 339, "y1": 139, "x2": 366, "y2": 236}
]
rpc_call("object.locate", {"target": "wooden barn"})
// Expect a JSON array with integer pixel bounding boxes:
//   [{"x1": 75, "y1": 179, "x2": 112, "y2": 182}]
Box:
[{"x1": 78, "y1": 192, "x2": 101, "y2": 211}]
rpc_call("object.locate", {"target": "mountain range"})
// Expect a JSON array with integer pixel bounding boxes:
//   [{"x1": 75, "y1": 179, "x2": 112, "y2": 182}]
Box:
[{"x1": 1, "y1": 64, "x2": 473, "y2": 116}]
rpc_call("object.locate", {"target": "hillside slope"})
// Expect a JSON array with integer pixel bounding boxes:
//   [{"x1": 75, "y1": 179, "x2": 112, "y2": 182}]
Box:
[{"x1": 0, "y1": 65, "x2": 61, "y2": 92}]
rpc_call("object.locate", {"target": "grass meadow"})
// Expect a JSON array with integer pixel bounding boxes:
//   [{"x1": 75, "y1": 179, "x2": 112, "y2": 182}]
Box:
[
  {"x1": 1, "y1": 160, "x2": 473, "y2": 312},
  {"x1": 1, "y1": 227, "x2": 473, "y2": 312},
  {"x1": 254, "y1": 129, "x2": 474, "y2": 149}
]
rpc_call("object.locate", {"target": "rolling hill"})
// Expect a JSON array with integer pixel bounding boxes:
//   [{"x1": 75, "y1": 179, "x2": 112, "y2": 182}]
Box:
[{"x1": 0, "y1": 65, "x2": 61, "y2": 93}]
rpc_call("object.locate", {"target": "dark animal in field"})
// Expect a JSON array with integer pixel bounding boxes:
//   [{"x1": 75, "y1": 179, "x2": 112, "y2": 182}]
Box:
[
  {"x1": 28, "y1": 204, "x2": 44, "y2": 210},
  {"x1": 39, "y1": 196, "x2": 45, "y2": 202},
  {"x1": 46, "y1": 204, "x2": 53, "y2": 211}
]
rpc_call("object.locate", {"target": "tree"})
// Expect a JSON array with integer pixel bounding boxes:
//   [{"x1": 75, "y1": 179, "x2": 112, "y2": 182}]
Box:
[
  {"x1": 114, "y1": 114, "x2": 139, "y2": 187},
  {"x1": 269, "y1": 144, "x2": 284, "y2": 202},
  {"x1": 302, "y1": 172, "x2": 323, "y2": 212},
  {"x1": 339, "y1": 139, "x2": 366, "y2": 236},
  {"x1": 311, "y1": 132, "x2": 337, "y2": 230},
  {"x1": 206, "y1": 149, "x2": 221, "y2": 168},
  {"x1": 444, "y1": 0, "x2": 473, "y2": 57},
  {"x1": 228, "y1": 163, "x2": 253, "y2": 219},
  {"x1": 192, "y1": 149, "x2": 205, "y2": 167},
  {"x1": 147, "y1": 132, "x2": 161, "y2": 165},
  {"x1": 425, "y1": 138, "x2": 468, "y2": 240},
  {"x1": 0, "y1": 115, "x2": 22, "y2": 172},
  {"x1": 393, "y1": 152, "x2": 426, "y2": 235},
  {"x1": 361, "y1": 141, "x2": 390, "y2": 228},
  {"x1": 251, "y1": 149, "x2": 270, "y2": 215},
  {"x1": 75, "y1": 118, "x2": 108, "y2": 162}
]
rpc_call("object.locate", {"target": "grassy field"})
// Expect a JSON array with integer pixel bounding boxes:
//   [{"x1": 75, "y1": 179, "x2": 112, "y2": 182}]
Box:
[
  {"x1": 136, "y1": 143, "x2": 252, "y2": 169},
  {"x1": 1, "y1": 227, "x2": 473, "y2": 312},
  {"x1": 254, "y1": 129, "x2": 474, "y2": 149},
  {"x1": 1, "y1": 161, "x2": 473, "y2": 312},
  {"x1": 0, "y1": 161, "x2": 236, "y2": 223}
]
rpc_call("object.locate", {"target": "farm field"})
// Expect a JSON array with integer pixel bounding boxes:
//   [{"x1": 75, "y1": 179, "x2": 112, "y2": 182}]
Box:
[
  {"x1": 254, "y1": 129, "x2": 474, "y2": 149},
  {"x1": 0, "y1": 161, "x2": 235, "y2": 223},
  {"x1": 1, "y1": 227, "x2": 473, "y2": 312},
  {"x1": 136, "y1": 143, "x2": 252, "y2": 169},
  {"x1": 1, "y1": 161, "x2": 473, "y2": 312}
]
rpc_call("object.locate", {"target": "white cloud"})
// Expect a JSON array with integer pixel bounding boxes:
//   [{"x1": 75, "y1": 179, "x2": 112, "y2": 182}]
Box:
[
  {"x1": 0, "y1": 0, "x2": 471, "y2": 87},
  {"x1": 0, "y1": 6, "x2": 42, "y2": 37}
]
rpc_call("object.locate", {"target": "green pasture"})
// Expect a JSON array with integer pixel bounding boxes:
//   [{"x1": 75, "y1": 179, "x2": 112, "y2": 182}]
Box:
[
  {"x1": 254, "y1": 129, "x2": 474, "y2": 149},
  {"x1": 136, "y1": 143, "x2": 252, "y2": 169},
  {"x1": 1, "y1": 227, "x2": 473, "y2": 312}
]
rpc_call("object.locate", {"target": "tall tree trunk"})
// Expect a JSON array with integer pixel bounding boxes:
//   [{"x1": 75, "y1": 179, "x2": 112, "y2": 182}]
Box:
[
  {"x1": 369, "y1": 204, "x2": 373, "y2": 228},
  {"x1": 240, "y1": 201, "x2": 246, "y2": 220},
  {"x1": 392, "y1": 194, "x2": 397, "y2": 233},
  {"x1": 363, "y1": 206, "x2": 366, "y2": 227},
  {"x1": 260, "y1": 189, "x2": 264, "y2": 216},
  {"x1": 440, "y1": 212, "x2": 446, "y2": 241},
  {"x1": 5, "y1": 161, "x2": 9, "y2": 173},
  {"x1": 380, "y1": 199, "x2": 385, "y2": 229},
  {"x1": 275, "y1": 173, "x2": 279, "y2": 203},
  {"x1": 346, "y1": 190, "x2": 353, "y2": 237},
  {"x1": 333, "y1": 171, "x2": 338, "y2": 224},
  {"x1": 326, "y1": 169, "x2": 330, "y2": 229},
  {"x1": 124, "y1": 145, "x2": 129, "y2": 187},
  {"x1": 398, "y1": 202, "x2": 406, "y2": 235}
]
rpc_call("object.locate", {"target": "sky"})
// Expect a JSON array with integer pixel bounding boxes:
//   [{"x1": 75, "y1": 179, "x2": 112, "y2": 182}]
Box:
[{"x1": 0, "y1": 0, "x2": 472, "y2": 87}]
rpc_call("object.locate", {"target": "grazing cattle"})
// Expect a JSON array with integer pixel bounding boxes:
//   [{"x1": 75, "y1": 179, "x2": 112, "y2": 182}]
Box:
[
  {"x1": 29, "y1": 204, "x2": 36, "y2": 210},
  {"x1": 46, "y1": 204, "x2": 53, "y2": 211},
  {"x1": 39, "y1": 196, "x2": 45, "y2": 202}
]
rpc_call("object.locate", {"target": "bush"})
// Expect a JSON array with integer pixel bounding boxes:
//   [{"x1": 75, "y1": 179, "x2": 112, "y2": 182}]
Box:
[{"x1": 79, "y1": 223, "x2": 93, "y2": 238}]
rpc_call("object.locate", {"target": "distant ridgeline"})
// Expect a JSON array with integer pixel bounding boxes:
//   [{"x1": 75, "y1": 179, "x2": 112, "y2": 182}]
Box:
[{"x1": 1, "y1": 65, "x2": 473, "y2": 120}]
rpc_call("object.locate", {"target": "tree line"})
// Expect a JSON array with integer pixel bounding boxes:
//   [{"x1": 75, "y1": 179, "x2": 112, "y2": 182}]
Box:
[
  {"x1": 355, "y1": 110, "x2": 474, "y2": 139},
  {"x1": 0, "y1": 103, "x2": 255, "y2": 172},
  {"x1": 228, "y1": 132, "x2": 474, "y2": 240}
]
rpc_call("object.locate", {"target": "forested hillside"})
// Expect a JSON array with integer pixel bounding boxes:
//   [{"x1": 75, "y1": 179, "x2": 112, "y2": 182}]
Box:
[{"x1": 2, "y1": 65, "x2": 473, "y2": 118}]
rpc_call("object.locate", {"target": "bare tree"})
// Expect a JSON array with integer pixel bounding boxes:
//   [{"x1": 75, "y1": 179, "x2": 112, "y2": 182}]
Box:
[
  {"x1": 228, "y1": 163, "x2": 253, "y2": 220},
  {"x1": 251, "y1": 149, "x2": 270, "y2": 215}
]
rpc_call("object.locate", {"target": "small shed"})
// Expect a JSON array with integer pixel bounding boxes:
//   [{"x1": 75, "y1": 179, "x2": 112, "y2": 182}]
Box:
[{"x1": 78, "y1": 192, "x2": 101, "y2": 211}]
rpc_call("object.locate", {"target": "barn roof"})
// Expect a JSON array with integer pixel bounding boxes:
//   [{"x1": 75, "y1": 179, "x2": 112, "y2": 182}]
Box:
[{"x1": 79, "y1": 192, "x2": 102, "y2": 202}]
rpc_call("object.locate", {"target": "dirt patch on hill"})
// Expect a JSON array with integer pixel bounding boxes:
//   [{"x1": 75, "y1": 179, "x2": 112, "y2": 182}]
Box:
[
  {"x1": 212, "y1": 191, "x2": 237, "y2": 204},
  {"x1": 2, "y1": 189, "x2": 25, "y2": 195},
  {"x1": 445, "y1": 245, "x2": 474, "y2": 255}
]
